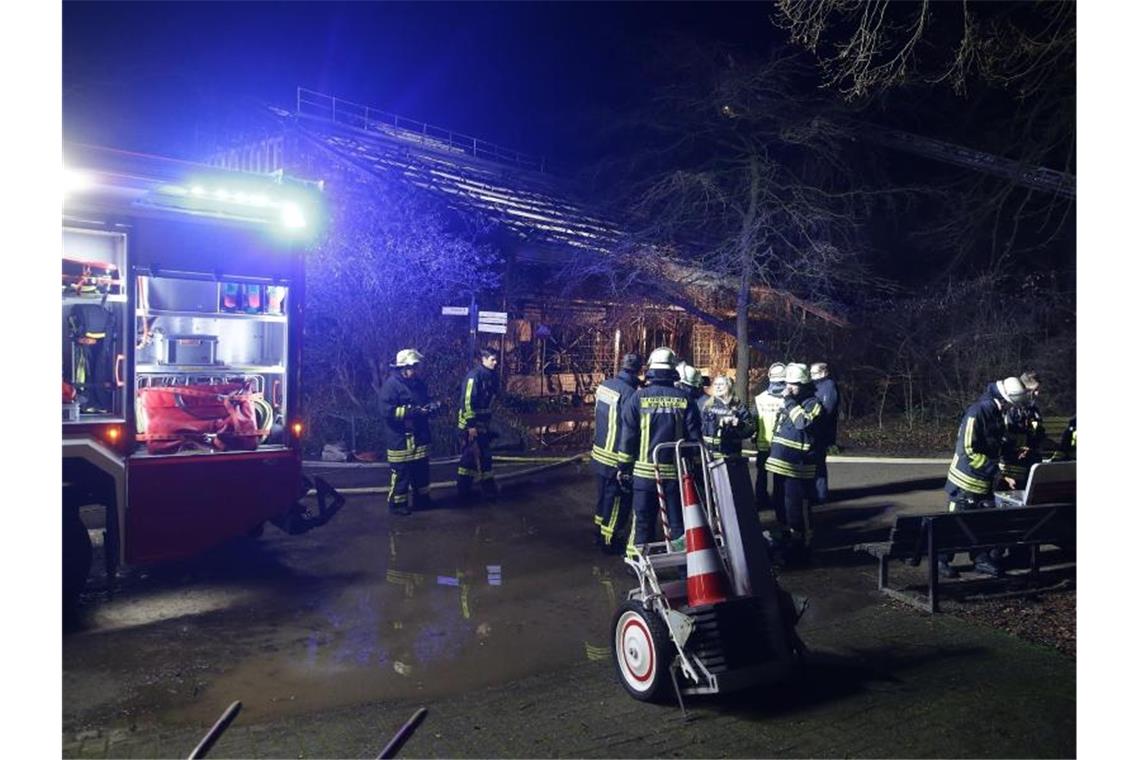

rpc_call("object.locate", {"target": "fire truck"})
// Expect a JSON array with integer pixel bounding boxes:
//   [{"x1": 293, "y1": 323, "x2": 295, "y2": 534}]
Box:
[{"x1": 62, "y1": 144, "x2": 340, "y2": 604}]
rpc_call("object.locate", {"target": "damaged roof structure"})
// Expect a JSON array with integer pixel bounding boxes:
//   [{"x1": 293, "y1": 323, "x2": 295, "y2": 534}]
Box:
[{"x1": 208, "y1": 88, "x2": 846, "y2": 394}]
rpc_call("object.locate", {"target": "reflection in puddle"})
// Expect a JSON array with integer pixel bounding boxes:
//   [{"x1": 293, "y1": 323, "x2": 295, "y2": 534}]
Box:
[{"x1": 190, "y1": 508, "x2": 627, "y2": 720}]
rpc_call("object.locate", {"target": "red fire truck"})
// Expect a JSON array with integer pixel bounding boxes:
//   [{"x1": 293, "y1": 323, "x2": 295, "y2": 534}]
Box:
[{"x1": 62, "y1": 144, "x2": 341, "y2": 604}]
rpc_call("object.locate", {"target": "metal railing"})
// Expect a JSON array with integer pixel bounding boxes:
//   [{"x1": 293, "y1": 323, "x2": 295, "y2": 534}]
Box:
[{"x1": 296, "y1": 88, "x2": 550, "y2": 174}]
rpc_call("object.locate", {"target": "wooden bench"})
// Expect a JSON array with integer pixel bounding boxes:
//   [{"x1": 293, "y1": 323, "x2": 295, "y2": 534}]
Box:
[{"x1": 856, "y1": 503, "x2": 1076, "y2": 613}]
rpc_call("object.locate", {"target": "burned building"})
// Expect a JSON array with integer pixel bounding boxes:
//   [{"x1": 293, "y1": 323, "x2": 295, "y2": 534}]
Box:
[{"x1": 208, "y1": 89, "x2": 844, "y2": 408}]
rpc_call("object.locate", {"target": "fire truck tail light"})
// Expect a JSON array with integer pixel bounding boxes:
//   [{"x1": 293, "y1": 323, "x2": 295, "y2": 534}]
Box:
[
  {"x1": 291, "y1": 421, "x2": 303, "y2": 438},
  {"x1": 105, "y1": 426, "x2": 121, "y2": 444}
]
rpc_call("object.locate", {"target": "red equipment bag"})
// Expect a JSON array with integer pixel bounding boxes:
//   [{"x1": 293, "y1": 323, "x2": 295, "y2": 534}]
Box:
[{"x1": 138, "y1": 383, "x2": 262, "y2": 454}]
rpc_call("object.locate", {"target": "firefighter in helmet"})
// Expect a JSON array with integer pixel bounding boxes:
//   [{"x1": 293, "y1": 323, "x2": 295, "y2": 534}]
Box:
[
  {"x1": 940, "y1": 376, "x2": 1030, "y2": 578},
  {"x1": 764, "y1": 363, "x2": 824, "y2": 564},
  {"x1": 753, "y1": 362, "x2": 786, "y2": 512},
  {"x1": 675, "y1": 362, "x2": 706, "y2": 405},
  {"x1": 456, "y1": 348, "x2": 501, "y2": 502},
  {"x1": 378, "y1": 349, "x2": 440, "y2": 516},
  {"x1": 618, "y1": 347, "x2": 702, "y2": 555},
  {"x1": 998, "y1": 371, "x2": 1047, "y2": 489},
  {"x1": 590, "y1": 353, "x2": 642, "y2": 553}
]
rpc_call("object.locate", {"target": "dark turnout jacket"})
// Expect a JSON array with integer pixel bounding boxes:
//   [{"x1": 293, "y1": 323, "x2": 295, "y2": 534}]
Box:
[
  {"x1": 618, "y1": 369, "x2": 702, "y2": 484},
  {"x1": 378, "y1": 372, "x2": 433, "y2": 461},
  {"x1": 456, "y1": 364, "x2": 499, "y2": 432},
  {"x1": 765, "y1": 389, "x2": 824, "y2": 480},
  {"x1": 591, "y1": 368, "x2": 640, "y2": 473},
  {"x1": 700, "y1": 396, "x2": 756, "y2": 458},
  {"x1": 813, "y1": 376, "x2": 840, "y2": 448},
  {"x1": 945, "y1": 385, "x2": 1005, "y2": 497}
]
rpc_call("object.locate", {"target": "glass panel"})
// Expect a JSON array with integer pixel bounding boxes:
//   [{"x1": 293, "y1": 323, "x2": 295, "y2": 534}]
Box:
[
  {"x1": 134, "y1": 275, "x2": 289, "y2": 454},
  {"x1": 63, "y1": 228, "x2": 127, "y2": 422}
]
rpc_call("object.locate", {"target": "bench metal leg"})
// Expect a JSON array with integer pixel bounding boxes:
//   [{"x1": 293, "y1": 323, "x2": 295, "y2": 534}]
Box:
[
  {"x1": 878, "y1": 556, "x2": 888, "y2": 591},
  {"x1": 927, "y1": 526, "x2": 939, "y2": 614},
  {"x1": 1029, "y1": 544, "x2": 1040, "y2": 579}
]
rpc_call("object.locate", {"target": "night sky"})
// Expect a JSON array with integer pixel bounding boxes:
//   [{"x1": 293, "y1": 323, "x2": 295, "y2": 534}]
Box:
[{"x1": 64, "y1": 1, "x2": 776, "y2": 161}]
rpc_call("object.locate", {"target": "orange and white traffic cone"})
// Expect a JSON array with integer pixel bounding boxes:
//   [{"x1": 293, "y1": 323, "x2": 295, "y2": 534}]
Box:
[{"x1": 681, "y1": 472, "x2": 730, "y2": 607}]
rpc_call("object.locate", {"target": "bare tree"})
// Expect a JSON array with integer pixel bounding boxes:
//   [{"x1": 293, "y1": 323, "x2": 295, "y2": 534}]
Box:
[
  {"x1": 303, "y1": 173, "x2": 501, "y2": 448},
  {"x1": 774, "y1": 0, "x2": 1075, "y2": 102},
  {"x1": 568, "y1": 47, "x2": 891, "y2": 398},
  {"x1": 775, "y1": 0, "x2": 1076, "y2": 279}
]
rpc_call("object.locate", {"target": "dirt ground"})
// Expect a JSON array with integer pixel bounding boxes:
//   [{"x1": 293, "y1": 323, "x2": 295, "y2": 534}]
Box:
[{"x1": 946, "y1": 589, "x2": 1076, "y2": 659}]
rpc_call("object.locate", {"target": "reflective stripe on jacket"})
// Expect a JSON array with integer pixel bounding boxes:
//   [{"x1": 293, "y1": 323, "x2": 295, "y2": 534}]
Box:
[
  {"x1": 591, "y1": 369, "x2": 639, "y2": 472},
  {"x1": 700, "y1": 396, "x2": 756, "y2": 458},
  {"x1": 618, "y1": 369, "x2": 701, "y2": 482},
  {"x1": 379, "y1": 372, "x2": 433, "y2": 461},
  {"x1": 765, "y1": 395, "x2": 823, "y2": 480},
  {"x1": 946, "y1": 391, "x2": 1004, "y2": 496},
  {"x1": 753, "y1": 390, "x2": 784, "y2": 452},
  {"x1": 457, "y1": 364, "x2": 499, "y2": 431}
]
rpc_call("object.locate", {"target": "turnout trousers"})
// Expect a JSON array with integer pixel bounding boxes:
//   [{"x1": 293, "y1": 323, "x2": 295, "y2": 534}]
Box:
[
  {"x1": 626, "y1": 479, "x2": 683, "y2": 556},
  {"x1": 754, "y1": 450, "x2": 771, "y2": 510},
  {"x1": 813, "y1": 449, "x2": 830, "y2": 504},
  {"x1": 457, "y1": 433, "x2": 496, "y2": 498},
  {"x1": 772, "y1": 474, "x2": 813, "y2": 545},
  {"x1": 388, "y1": 457, "x2": 430, "y2": 512},
  {"x1": 594, "y1": 472, "x2": 632, "y2": 547}
]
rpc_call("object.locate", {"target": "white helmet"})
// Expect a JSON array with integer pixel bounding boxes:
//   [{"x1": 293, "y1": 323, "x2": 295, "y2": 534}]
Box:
[
  {"x1": 810, "y1": 362, "x2": 829, "y2": 380},
  {"x1": 648, "y1": 347, "x2": 678, "y2": 370},
  {"x1": 679, "y1": 364, "x2": 703, "y2": 389},
  {"x1": 785, "y1": 363, "x2": 810, "y2": 384},
  {"x1": 768, "y1": 362, "x2": 787, "y2": 382},
  {"x1": 394, "y1": 348, "x2": 425, "y2": 368},
  {"x1": 996, "y1": 376, "x2": 1028, "y2": 406}
]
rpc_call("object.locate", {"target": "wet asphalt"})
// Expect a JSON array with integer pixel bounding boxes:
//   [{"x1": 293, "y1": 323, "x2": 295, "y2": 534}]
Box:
[{"x1": 62, "y1": 457, "x2": 1076, "y2": 758}]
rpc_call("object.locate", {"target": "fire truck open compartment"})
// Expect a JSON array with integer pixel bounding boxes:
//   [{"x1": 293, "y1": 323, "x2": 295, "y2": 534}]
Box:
[
  {"x1": 134, "y1": 273, "x2": 291, "y2": 453},
  {"x1": 63, "y1": 227, "x2": 128, "y2": 424},
  {"x1": 62, "y1": 145, "x2": 324, "y2": 584}
]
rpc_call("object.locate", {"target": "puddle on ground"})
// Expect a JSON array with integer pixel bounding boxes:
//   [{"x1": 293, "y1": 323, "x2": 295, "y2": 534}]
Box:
[{"x1": 66, "y1": 474, "x2": 630, "y2": 728}]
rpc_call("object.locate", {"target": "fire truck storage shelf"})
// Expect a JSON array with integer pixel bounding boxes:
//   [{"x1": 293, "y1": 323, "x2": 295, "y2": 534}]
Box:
[
  {"x1": 136, "y1": 308, "x2": 287, "y2": 322},
  {"x1": 135, "y1": 364, "x2": 284, "y2": 373}
]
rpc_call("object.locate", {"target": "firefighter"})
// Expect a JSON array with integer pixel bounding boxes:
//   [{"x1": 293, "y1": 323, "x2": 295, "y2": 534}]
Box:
[
  {"x1": 618, "y1": 347, "x2": 702, "y2": 555},
  {"x1": 753, "y1": 362, "x2": 786, "y2": 512},
  {"x1": 998, "y1": 371, "x2": 1047, "y2": 489},
  {"x1": 764, "y1": 363, "x2": 823, "y2": 564},
  {"x1": 701, "y1": 375, "x2": 756, "y2": 460},
  {"x1": 378, "y1": 349, "x2": 440, "y2": 516},
  {"x1": 940, "y1": 376, "x2": 1029, "y2": 578},
  {"x1": 676, "y1": 362, "x2": 706, "y2": 404},
  {"x1": 591, "y1": 353, "x2": 642, "y2": 553},
  {"x1": 809, "y1": 362, "x2": 841, "y2": 504},
  {"x1": 456, "y1": 348, "x2": 501, "y2": 502}
]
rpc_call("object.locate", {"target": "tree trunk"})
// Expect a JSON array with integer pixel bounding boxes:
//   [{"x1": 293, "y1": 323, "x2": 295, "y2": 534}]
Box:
[{"x1": 736, "y1": 264, "x2": 751, "y2": 403}]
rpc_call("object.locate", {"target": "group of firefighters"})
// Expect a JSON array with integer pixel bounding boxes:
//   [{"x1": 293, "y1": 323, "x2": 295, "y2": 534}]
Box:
[
  {"x1": 377, "y1": 347, "x2": 501, "y2": 516},
  {"x1": 373, "y1": 344, "x2": 1075, "y2": 577},
  {"x1": 589, "y1": 348, "x2": 840, "y2": 564}
]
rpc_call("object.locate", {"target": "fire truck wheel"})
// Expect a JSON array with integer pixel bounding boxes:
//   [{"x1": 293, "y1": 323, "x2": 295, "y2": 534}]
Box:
[
  {"x1": 62, "y1": 507, "x2": 92, "y2": 607},
  {"x1": 612, "y1": 600, "x2": 672, "y2": 702}
]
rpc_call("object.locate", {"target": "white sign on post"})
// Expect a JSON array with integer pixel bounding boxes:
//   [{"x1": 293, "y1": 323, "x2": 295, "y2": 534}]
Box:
[
  {"x1": 477, "y1": 311, "x2": 509, "y2": 334},
  {"x1": 441, "y1": 306, "x2": 470, "y2": 316}
]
